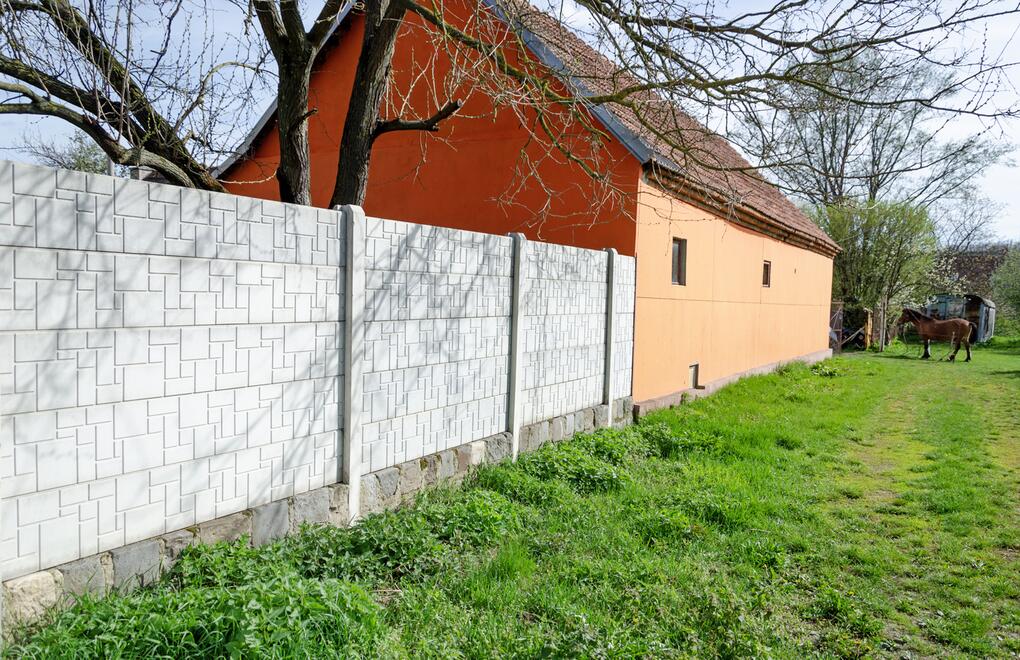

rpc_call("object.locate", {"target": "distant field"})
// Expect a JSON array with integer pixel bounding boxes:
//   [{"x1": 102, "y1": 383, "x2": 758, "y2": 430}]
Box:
[{"x1": 8, "y1": 339, "x2": 1020, "y2": 658}]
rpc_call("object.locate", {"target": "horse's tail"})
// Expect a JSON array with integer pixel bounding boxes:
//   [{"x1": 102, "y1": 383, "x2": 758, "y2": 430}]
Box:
[{"x1": 969, "y1": 321, "x2": 978, "y2": 343}]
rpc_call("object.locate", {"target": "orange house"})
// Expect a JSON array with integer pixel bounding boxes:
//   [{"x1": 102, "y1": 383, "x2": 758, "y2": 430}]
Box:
[{"x1": 220, "y1": 0, "x2": 839, "y2": 410}]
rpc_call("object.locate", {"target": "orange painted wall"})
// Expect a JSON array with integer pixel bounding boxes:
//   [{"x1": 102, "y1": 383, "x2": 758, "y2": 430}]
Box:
[
  {"x1": 632, "y1": 178, "x2": 833, "y2": 402},
  {"x1": 223, "y1": 7, "x2": 640, "y2": 255}
]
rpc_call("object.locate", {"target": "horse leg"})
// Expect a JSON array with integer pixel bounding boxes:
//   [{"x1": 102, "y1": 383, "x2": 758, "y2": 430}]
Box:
[
  {"x1": 949, "y1": 339, "x2": 959, "y2": 362},
  {"x1": 964, "y1": 338, "x2": 972, "y2": 362},
  {"x1": 921, "y1": 339, "x2": 931, "y2": 359}
]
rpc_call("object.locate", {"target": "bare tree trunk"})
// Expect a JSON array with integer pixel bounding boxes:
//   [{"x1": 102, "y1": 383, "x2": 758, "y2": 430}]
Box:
[
  {"x1": 275, "y1": 58, "x2": 314, "y2": 205},
  {"x1": 329, "y1": 0, "x2": 405, "y2": 208}
]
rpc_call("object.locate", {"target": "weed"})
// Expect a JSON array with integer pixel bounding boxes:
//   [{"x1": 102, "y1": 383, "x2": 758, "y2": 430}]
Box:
[{"x1": 516, "y1": 442, "x2": 624, "y2": 494}]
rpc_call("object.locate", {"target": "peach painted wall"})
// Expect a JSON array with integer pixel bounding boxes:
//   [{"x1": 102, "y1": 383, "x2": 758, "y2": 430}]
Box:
[
  {"x1": 632, "y1": 177, "x2": 833, "y2": 402},
  {"x1": 222, "y1": 8, "x2": 640, "y2": 255}
]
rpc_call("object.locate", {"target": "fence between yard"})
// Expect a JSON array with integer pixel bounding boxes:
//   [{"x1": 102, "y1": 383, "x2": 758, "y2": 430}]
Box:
[{"x1": 0, "y1": 160, "x2": 635, "y2": 584}]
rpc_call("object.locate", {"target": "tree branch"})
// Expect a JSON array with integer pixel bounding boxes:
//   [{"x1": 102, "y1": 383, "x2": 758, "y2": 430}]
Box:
[{"x1": 372, "y1": 99, "x2": 462, "y2": 142}]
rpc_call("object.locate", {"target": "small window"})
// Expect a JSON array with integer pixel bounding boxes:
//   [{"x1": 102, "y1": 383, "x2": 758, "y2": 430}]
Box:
[
  {"x1": 762, "y1": 260, "x2": 771, "y2": 287},
  {"x1": 671, "y1": 238, "x2": 687, "y2": 286}
]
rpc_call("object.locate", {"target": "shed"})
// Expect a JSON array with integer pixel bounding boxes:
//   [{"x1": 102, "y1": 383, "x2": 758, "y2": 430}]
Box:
[{"x1": 925, "y1": 294, "x2": 997, "y2": 342}]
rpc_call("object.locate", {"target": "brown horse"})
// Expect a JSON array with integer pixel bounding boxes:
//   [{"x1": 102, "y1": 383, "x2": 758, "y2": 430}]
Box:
[{"x1": 896, "y1": 307, "x2": 975, "y2": 362}]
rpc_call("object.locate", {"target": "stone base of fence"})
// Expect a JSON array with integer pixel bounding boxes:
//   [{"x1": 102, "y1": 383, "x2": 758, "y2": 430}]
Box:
[
  {"x1": 1, "y1": 397, "x2": 632, "y2": 632},
  {"x1": 633, "y1": 348, "x2": 833, "y2": 417}
]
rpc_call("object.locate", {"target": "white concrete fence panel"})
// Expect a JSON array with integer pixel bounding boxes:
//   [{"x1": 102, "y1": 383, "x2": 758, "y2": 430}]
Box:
[{"x1": 0, "y1": 160, "x2": 635, "y2": 583}]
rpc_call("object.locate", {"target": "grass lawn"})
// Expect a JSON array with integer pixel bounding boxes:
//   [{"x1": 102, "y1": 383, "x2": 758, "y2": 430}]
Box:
[{"x1": 7, "y1": 338, "x2": 1020, "y2": 658}]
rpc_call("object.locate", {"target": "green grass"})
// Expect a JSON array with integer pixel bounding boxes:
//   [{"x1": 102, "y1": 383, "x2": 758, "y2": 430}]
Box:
[{"x1": 7, "y1": 340, "x2": 1020, "y2": 658}]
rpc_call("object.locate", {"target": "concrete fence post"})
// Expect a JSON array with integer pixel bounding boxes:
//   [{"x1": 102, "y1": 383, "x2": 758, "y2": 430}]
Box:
[
  {"x1": 341, "y1": 205, "x2": 366, "y2": 522},
  {"x1": 602, "y1": 248, "x2": 617, "y2": 426},
  {"x1": 507, "y1": 233, "x2": 527, "y2": 459}
]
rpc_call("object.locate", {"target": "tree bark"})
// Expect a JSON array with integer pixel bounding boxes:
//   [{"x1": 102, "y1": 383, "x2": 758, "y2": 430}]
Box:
[
  {"x1": 329, "y1": 0, "x2": 405, "y2": 208},
  {"x1": 275, "y1": 58, "x2": 315, "y2": 205}
]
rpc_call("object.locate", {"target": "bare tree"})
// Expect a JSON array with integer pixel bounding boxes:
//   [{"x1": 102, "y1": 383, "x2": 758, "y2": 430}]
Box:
[
  {"x1": 0, "y1": 0, "x2": 269, "y2": 189},
  {"x1": 748, "y1": 52, "x2": 1012, "y2": 208},
  {"x1": 3, "y1": 0, "x2": 1019, "y2": 213}
]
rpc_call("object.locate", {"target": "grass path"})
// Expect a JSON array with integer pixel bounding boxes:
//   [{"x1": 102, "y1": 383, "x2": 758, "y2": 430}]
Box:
[
  {"x1": 834, "y1": 348, "x2": 1020, "y2": 657},
  {"x1": 8, "y1": 342, "x2": 1020, "y2": 658}
]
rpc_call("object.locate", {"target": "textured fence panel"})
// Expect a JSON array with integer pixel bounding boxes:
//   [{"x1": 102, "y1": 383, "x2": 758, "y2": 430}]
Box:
[
  {"x1": 0, "y1": 162, "x2": 344, "y2": 579},
  {"x1": 360, "y1": 218, "x2": 513, "y2": 472},
  {"x1": 519, "y1": 242, "x2": 607, "y2": 425},
  {"x1": 0, "y1": 161, "x2": 635, "y2": 585}
]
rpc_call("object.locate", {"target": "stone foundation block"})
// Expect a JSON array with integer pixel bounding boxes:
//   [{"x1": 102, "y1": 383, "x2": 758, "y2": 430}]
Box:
[
  {"x1": 550, "y1": 416, "x2": 567, "y2": 442},
  {"x1": 377, "y1": 466, "x2": 401, "y2": 502},
  {"x1": 398, "y1": 460, "x2": 424, "y2": 499},
  {"x1": 111, "y1": 539, "x2": 161, "y2": 589},
  {"x1": 253, "y1": 500, "x2": 290, "y2": 545},
  {"x1": 437, "y1": 449, "x2": 457, "y2": 480},
  {"x1": 197, "y1": 511, "x2": 251, "y2": 545},
  {"x1": 360, "y1": 473, "x2": 383, "y2": 515},
  {"x1": 594, "y1": 404, "x2": 610, "y2": 428},
  {"x1": 3, "y1": 570, "x2": 62, "y2": 630},
  {"x1": 421, "y1": 453, "x2": 440, "y2": 486},
  {"x1": 56, "y1": 555, "x2": 107, "y2": 598},
  {"x1": 291, "y1": 489, "x2": 330, "y2": 530},
  {"x1": 485, "y1": 432, "x2": 512, "y2": 462},
  {"x1": 161, "y1": 529, "x2": 197, "y2": 567}
]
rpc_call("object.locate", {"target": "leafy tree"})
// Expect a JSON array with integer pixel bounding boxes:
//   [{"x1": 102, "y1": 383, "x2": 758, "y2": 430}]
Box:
[
  {"x1": 991, "y1": 248, "x2": 1020, "y2": 317},
  {"x1": 813, "y1": 201, "x2": 938, "y2": 314},
  {"x1": 20, "y1": 130, "x2": 113, "y2": 174}
]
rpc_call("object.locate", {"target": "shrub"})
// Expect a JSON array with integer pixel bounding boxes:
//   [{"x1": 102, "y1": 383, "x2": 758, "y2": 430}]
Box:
[
  {"x1": 6, "y1": 577, "x2": 383, "y2": 659},
  {"x1": 336, "y1": 509, "x2": 447, "y2": 580},
  {"x1": 811, "y1": 363, "x2": 842, "y2": 378}
]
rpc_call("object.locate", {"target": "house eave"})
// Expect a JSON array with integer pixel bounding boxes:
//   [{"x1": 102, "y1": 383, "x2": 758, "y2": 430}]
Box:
[{"x1": 644, "y1": 167, "x2": 840, "y2": 259}]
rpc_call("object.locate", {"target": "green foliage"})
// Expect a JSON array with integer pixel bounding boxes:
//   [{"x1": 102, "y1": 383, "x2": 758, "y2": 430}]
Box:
[
  {"x1": 24, "y1": 131, "x2": 113, "y2": 175},
  {"x1": 632, "y1": 507, "x2": 700, "y2": 546},
  {"x1": 516, "y1": 441, "x2": 624, "y2": 494},
  {"x1": 809, "y1": 585, "x2": 882, "y2": 638},
  {"x1": 470, "y1": 464, "x2": 574, "y2": 506},
  {"x1": 812, "y1": 201, "x2": 937, "y2": 309},
  {"x1": 811, "y1": 362, "x2": 842, "y2": 378},
  {"x1": 570, "y1": 427, "x2": 650, "y2": 464},
  {"x1": 7, "y1": 577, "x2": 382, "y2": 659},
  {"x1": 420, "y1": 489, "x2": 516, "y2": 549},
  {"x1": 991, "y1": 248, "x2": 1020, "y2": 317}
]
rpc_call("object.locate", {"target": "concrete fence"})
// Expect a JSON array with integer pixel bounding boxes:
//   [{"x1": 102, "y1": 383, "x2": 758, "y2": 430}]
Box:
[{"x1": 0, "y1": 160, "x2": 634, "y2": 615}]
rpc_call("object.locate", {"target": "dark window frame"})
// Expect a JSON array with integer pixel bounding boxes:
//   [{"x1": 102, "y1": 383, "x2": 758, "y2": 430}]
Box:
[
  {"x1": 671, "y1": 238, "x2": 687, "y2": 286},
  {"x1": 762, "y1": 260, "x2": 771, "y2": 287}
]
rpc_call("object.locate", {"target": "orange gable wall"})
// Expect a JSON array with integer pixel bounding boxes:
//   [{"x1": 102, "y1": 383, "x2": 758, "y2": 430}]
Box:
[{"x1": 222, "y1": 6, "x2": 640, "y2": 255}]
